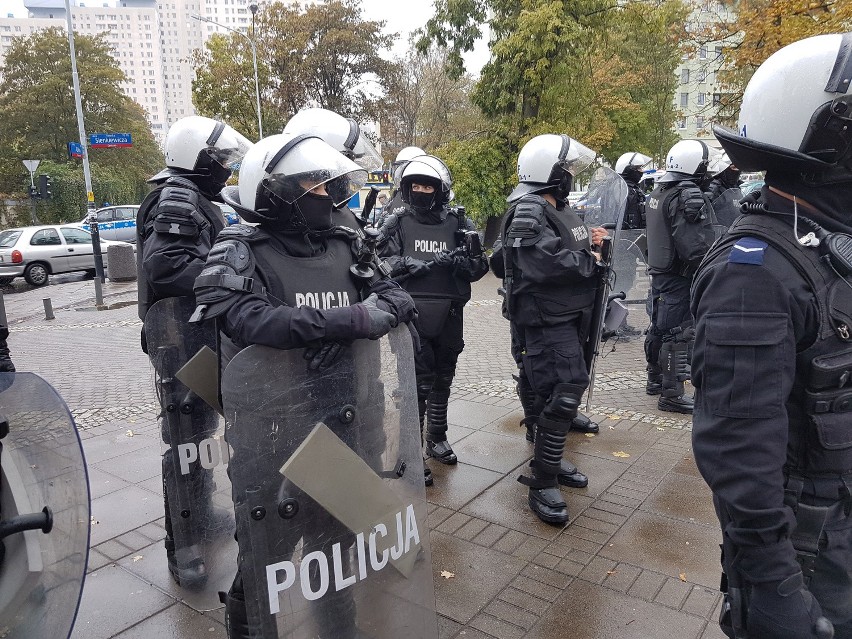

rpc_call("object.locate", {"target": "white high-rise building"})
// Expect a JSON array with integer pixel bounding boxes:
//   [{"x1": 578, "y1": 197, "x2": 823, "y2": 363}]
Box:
[{"x1": 0, "y1": 0, "x2": 257, "y2": 142}]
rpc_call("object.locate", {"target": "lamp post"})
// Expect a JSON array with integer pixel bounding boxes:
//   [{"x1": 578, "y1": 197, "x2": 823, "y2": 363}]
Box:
[{"x1": 192, "y1": 14, "x2": 263, "y2": 139}]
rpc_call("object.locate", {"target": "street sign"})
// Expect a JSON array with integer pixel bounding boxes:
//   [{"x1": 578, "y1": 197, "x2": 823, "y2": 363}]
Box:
[
  {"x1": 68, "y1": 142, "x2": 84, "y2": 159},
  {"x1": 22, "y1": 160, "x2": 40, "y2": 173},
  {"x1": 89, "y1": 133, "x2": 132, "y2": 148},
  {"x1": 87, "y1": 191, "x2": 95, "y2": 202}
]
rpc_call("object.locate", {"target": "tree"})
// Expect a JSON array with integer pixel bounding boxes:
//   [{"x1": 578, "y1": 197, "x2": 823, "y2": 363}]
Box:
[
  {"x1": 380, "y1": 46, "x2": 483, "y2": 158},
  {"x1": 0, "y1": 27, "x2": 161, "y2": 210},
  {"x1": 702, "y1": 0, "x2": 852, "y2": 122}
]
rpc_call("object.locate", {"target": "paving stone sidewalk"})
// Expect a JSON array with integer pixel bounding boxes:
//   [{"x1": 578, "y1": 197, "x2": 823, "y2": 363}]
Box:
[{"x1": 7, "y1": 272, "x2": 725, "y2": 639}]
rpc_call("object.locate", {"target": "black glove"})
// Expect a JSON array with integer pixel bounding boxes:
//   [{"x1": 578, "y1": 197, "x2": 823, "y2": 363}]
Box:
[
  {"x1": 369, "y1": 280, "x2": 418, "y2": 325},
  {"x1": 403, "y1": 256, "x2": 430, "y2": 278},
  {"x1": 303, "y1": 341, "x2": 345, "y2": 371},
  {"x1": 432, "y1": 250, "x2": 455, "y2": 267},
  {"x1": 360, "y1": 293, "x2": 398, "y2": 340},
  {"x1": 748, "y1": 574, "x2": 834, "y2": 639}
]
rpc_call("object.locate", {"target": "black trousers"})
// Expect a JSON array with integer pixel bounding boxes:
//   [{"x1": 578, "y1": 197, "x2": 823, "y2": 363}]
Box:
[
  {"x1": 645, "y1": 273, "x2": 691, "y2": 370},
  {"x1": 415, "y1": 302, "x2": 465, "y2": 393},
  {"x1": 511, "y1": 319, "x2": 589, "y2": 399}
]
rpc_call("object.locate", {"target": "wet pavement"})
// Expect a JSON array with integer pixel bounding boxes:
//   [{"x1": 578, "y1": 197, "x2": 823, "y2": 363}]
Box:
[{"x1": 6, "y1": 271, "x2": 727, "y2": 638}]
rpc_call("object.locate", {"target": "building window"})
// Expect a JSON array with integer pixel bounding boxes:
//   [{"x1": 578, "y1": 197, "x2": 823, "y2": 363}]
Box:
[
  {"x1": 699, "y1": 45, "x2": 707, "y2": 60},
  {"x1": 713, "y1": 93, "x2": 722, "y2": 106},
  {"x1": 681, "y1": 68, "x2": 689, "y2": 84},
  {"x1": 696, "y1": 116, "x2": 705, "y2": 129},
  {"x1": 715, "y1": 45, "x2": 723, "y2": 60},
  {"x1": 677, "y1": 118, "x2": 687, "y2": 129},
  {"x1": 697, "y1": 93, "x2": 706, "y2": 106},
  {"x1": 699, "y1": 69, "x2": 707, "y2": 83},
  {"x1": 680, "y1": 92, "x2": 689, "y2": 108}
]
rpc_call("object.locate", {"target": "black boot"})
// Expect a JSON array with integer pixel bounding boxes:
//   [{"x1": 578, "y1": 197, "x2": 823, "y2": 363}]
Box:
[
  {"x1": 570, "y1": 413, "x2": 599, "y2": 433},
  {"x1": 659, "y1": 341, "x2": 692, "y2": 414},
  {"x1": 557, "y1": 459, "x2": 589, "y2": 488},
  {"x1": 165, "y1": 534, "x2": 208, "y2": 589},
  {"x1": 658, "y1": 394, "x2": 694, "y2": 414},
  {"x1": 425, "y1": 389, "x2": 457, "y2": 465},
  {"x1": 222, "y1": 577, "x2": 252, "y2": 639},
  {"x1": 515, "y1": 373, "x2": 540, "y2": 442},
  {"x1": 646, "y1": 367, "x2": 663, "y2": 395}
]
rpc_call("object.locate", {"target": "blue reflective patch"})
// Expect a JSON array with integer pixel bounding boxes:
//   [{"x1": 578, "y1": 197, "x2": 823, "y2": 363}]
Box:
[{"x1": 729, "y1": 237, "x2": 767, "y2": 265}]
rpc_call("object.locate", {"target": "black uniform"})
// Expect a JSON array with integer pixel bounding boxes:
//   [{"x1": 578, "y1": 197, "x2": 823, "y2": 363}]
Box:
[
  {"x1": 136, "y1": 173, "x2": 227, "y2": 583},
  {"x1": 622, "y1": 176, "x2": 646, "y2": 230},
  {"x1": 490, "y1": 194, "x2": 596, "y2": 521},
  {"x1": 705, "y1": 171, "x2": 743, "y2": 228},
  {"x1": 692, "y1": 187, "x2": 852, "y2": 638},
  {"x1": 644, "y1": 176, "x2": 716, "y2": 409},
  {"x1": 193, "y1": 220, "x2": 415, "y2": 639},
  {"x1": 379, "y1": 205, "x2": 488, "y2": 454}
]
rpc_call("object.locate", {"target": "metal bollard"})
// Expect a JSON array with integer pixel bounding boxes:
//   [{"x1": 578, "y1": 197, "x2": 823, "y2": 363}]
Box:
[{"x1": 43, "y1": 298, "x2": 55, "y2": 321}]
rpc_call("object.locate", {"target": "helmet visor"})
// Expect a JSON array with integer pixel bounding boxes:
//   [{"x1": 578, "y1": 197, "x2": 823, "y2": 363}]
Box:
[
  {"x1": 558, "y1": 138, "x2": 596, "y2": 176},
  {"x1": 401, "y1": 155, "x2": 452, "y2": 192},
  {"x1": 349, "y1": 134, "x2": 383, "y2": 171},
  {"x1": 265, "y1": 137, "x2": 368, "y2": 207},
  {"x1": 208, "y1": 127, "x2": 253, "y2": 169}
]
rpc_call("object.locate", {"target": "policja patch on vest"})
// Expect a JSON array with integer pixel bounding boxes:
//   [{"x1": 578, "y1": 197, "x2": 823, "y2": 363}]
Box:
[{"x1": 728, "y1": 237, "x2": 768, "y2": 265}]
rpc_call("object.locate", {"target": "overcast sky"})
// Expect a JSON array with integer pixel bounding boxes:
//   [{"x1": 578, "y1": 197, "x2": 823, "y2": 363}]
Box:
[{"x1": 5, "y1": 0, "x2": 491, "y2": 74}]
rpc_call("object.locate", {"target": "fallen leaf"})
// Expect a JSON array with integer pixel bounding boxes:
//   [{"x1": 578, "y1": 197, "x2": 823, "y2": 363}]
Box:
[
  {"x1": 607, "y1": 570, "x2": 617, "y2": 576},
  {"x1": 132, "y1": 555, "x2": 143, "y2": 562},
  {"x1": 126, "y1": 430, "x2": 134, "y2": 437},
  {"x1": 612, "y1": 451, "x2": 631, "y2": 458},
  {"x1": 585, "y1": 433, "x2": 596, "y2": 438},
  {"x1": 679, "y1": 573, "x2": 687, "y2": 582},
  {"x1": 608, "y1": 425, "x2": 615, "y2": 430},
  {"x1": 440, "y1": 570, "x2": 455, "y2": 579},
  {"x1": 656, "y1": 427, "x2": 666, "y2": 431}
]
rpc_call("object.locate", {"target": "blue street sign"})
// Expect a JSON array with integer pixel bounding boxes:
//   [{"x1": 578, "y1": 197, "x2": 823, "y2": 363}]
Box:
[
  {"x1": 89, "y1": 133, "x2": 133, "y2": 148},
  {"x1": 68, "y1": 142, "x2": 84, "y2": 158}
]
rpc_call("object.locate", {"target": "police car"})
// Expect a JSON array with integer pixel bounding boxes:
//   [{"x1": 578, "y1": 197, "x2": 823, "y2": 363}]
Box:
[{"x1": 79, "y1": 203, "x2": 241, "y2": 243}]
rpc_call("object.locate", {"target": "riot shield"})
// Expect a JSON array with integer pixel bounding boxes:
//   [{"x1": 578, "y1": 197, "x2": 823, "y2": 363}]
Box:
[
  {"x1": 142, "y1": 296, "x2": 236, "y2": 610},
  {"x1": 222, "y1": 325, "x2": 438, "y2": 639},
  {"x1": 710, "y1": 186, "x2": 743, "y2": 229},
  {"x1": 581, "y1": 167, "x2": 628, "y2": 411},
  {"x1": 0, "y1": 372, "x2": 89, "y2": 639},
  {"x1": 611, "y1": 228, "x2": 650, "y2": 331}
]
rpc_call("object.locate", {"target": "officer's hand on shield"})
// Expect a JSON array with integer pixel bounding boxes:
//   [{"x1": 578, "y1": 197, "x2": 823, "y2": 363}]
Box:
[
  {"x1": 303, "y1": 341, "x2": 346, "y2": 370},
  {"x1": 747, "y1": 574, "x2": 834, "y2": 639},
  {"x1": 369, "y1": 281, "x2": 418, "y2": 325},
  {"x1": 361, "y1": 293, "x2": 398, "y2": 339},
  {"x1": 591, "y1": 226, "x2": 609, "y2": 247},
  {"x1": 403, "y1": 256, "x2": 431, "y2": 277}
]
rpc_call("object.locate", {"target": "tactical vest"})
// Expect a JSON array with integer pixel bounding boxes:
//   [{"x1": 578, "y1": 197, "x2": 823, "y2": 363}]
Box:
[
  {"x1": 251, "y1": 234, "x2": 361, "y2": 311},
  {"x1": 645, "y1": 183, "x2": 683, "y2": 275},
  {"x1": 623, "y1": 182, "x2": 645, "y2": 230},
  {"x1": 398, "y1": 211, "x2": 470, "y2": 301},
  {"x1": 701, "y1": 214, "x2": 852, "y2": 476},
  {"x1": 502, "y1": 198, "x2": 597, "y2": 323},
  {"x1": 137, "y1": 177, "x2": 225, "y2": 321}
]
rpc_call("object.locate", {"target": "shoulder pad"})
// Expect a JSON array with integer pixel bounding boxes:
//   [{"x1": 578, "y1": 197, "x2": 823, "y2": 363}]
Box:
[
  {"x1": 192, "y1": 238, "x2": 264, "y2": 322},
  {"x1": 153, "y1": 185, "x2": 207, "y2": 237},
  {"x1": 506, "y1": 199, "x2": 546, "y2": 247},
  {"x1": 164, "y1": 176, "x2": 199, "y2": 191},
  {"x1": 679, "y1": 185, "x2": 709, "y2": 223},
  {"x1": 727, "y1": 236, "x2": 767, "y2": 266},
  {"x1": 217, "y1": 223, "x2": 269, "y2": 242},
  {"x1": 327, "y1": 225, "x2": 359, "y2": 241}
]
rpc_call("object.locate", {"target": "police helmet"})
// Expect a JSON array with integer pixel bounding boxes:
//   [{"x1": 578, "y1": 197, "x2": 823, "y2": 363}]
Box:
[
  {"x1": 714, "y1": 33, "x2": 852, "y2": 180},
  {"x1": 658, "y1": 140, "x2": 711, "y2": 183},
  {"x1": 508, "y1": 134, "x2": 596, "y2": 203},
  {"x1": 615, "y1": 152, "x2": 652, "y2": 175},
  {"x1": 154, "y1": 116, "x2": 251, "y2": 186},
  {"x1": 283, "y1": 108, "x2": 382, "y2": 171},
  {"x1": 221, "y1": 133, "x2": 367, "y2": 223},
  {"x1": 399, "y1": 155, "x2": 453, "y2": 212}
]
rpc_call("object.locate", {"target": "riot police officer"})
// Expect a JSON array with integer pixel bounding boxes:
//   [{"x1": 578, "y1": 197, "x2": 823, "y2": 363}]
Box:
[
  {"x1": 378, "y1": 146, "x2": 427, "y2": 226},
  {"x1": 191, "y1": 133, "x2": 417, "y2": 638},
  {"x1": 644, "y1": 139, "x2": 716, "y2": 414},
  {"x1": 693, "y1": 33, "x2": 852, "y2": 639},
  {"x1": 615, "y1": 152, "x2": 652, "y2": 230},
  {"x1": 703, "y1": 151, "x2": 744, "y2": 228},
  {"x1": 378, "y1": 155, "x2": 489, "y2": 477},
  {"x1": 490, "y1": 134, "x2": 606, "y2": 525},
  {"x1": 136, "y1": 115, "x2": 251, "y2": 587}
]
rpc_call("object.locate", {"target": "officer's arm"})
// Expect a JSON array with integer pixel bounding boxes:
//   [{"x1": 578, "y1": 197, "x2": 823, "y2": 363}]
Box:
[
  {"x1": 142, "y1": 188, "x2": 215, "y2": 298},
  {"x1": 489, "y1": 240, "x2": 505, "y2": 279},
  {"x1": 518, "y1": 224, "x2": 597, "y2": 285},
  {"x1": 453, "y1": 218, "x2": 490, "y2": 282},
  {"x1": 670, "y1": 187, "x2": 714, "y2": 272},
  {"x1": 691, "y1": 253, "x2": 806, "y2": 583},
  {"x1": 376, "y1": 214, "x2": 407, "y2": 275}
]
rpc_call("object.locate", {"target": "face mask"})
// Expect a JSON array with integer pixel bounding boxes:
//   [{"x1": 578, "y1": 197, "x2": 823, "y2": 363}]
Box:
[
  {"x1": 410, "y1": 190, "x2": 436, "y2": 213},
  {"x1": 295, "y1": 192, "x2": 334, "y2": 231}
]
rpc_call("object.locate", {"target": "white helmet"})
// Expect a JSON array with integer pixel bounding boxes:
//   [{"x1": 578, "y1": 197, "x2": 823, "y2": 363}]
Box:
[
  {"x1": 715, "y1": 32, "x2": 852, "y2": 177},
  {"x1": 399, "y1": 155, "x2": 453, "y2": 212},
  {"x1": 391, "y1": 146, "x2": 427, "y2": 187},
  {"x1": 508, "y1": 134, "x2": 596, "y2": 203},
  {"x1": 708, "y1": 150, "x2": 733, "y2": 177},
  {"x1": 159, "y1": 116, "x2": 251, "y2": 183},
  {"x1": 615, "y1": 152, "x2": 652, "y2": 175},
  {"x1": 221, "y1": 133, "x2": 367, "y2": 223},
  {"x1": 659, "y1": 139, "x2": 710, "y2": 183},
  {"x1": 283, "y1": 108, "x2": 382, "y2": 171}
]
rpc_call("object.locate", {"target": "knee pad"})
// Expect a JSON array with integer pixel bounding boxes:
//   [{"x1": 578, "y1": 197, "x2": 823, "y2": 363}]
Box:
[
  {"x1": 431, "y1": 371, "x2": 454, "y2": 393},
  {"x1": 541, "y1": 383, "x2": 585, "y2": 424},
  {"x1": 416, "y1": 376, "x2": 434, "y2": 401}
]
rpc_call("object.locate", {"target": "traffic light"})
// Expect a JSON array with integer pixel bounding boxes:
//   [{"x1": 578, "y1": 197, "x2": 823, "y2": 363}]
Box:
[
  {"x1": 28, "y1": 186, "x2": 39, "y2": 199},
  {"x1": 38, "y1": 175, "x2": 52, "y2": 200}
]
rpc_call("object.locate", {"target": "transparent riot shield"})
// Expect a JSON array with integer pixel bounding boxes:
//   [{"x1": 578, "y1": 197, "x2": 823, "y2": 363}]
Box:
[
  {"x1": 0, "y1": 372, "x2": 89, "y2": 639},
  {"x1": 710, "y1": 187, "x2": 744, "y2": 229},
  {"x1": 611, "y1": 228, "x2": 650, "y2": 334},
  {"x1": 142, "y1": 296, "x2": 236, "y2": 610},
  {"x1": 581, "y1": 167, "x2": 629, "y2": 411},
  {"x1": 221, "y1": 325, "x2": 438, "y2": 639}
]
